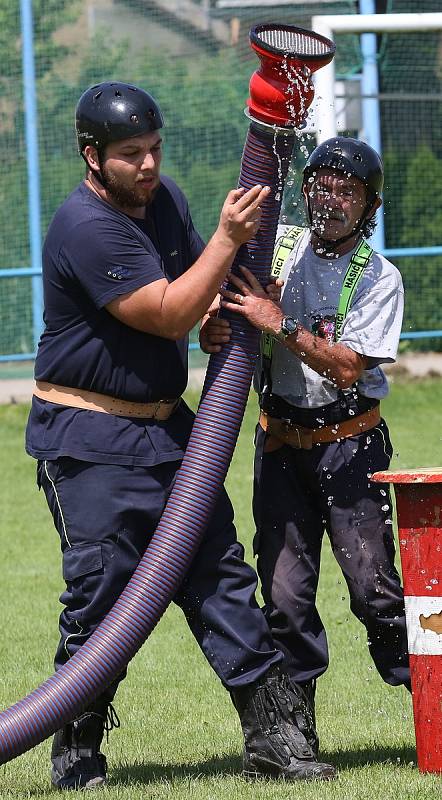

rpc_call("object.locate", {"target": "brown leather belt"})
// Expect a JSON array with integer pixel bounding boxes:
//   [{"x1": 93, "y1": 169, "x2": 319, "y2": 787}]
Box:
[
  {"x1": 34, "y1": 381, "x2": 180, "y2": 420},
  {"x1": 259, "y1": 405, "x2": 381, "y2": 450}
]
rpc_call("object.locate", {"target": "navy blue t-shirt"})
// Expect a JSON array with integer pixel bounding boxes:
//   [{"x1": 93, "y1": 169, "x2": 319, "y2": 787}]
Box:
[{"x1": 26, "y1": 176, "x2": 205, "y2": 466}]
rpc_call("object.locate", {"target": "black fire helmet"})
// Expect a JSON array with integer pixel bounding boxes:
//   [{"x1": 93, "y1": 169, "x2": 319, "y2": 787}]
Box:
[
  {"x1": 303, "y1": 136, "x2": 384, "y2": 202},
  {"x1": 75, "y1": 81, "x2": 164, "y2": 154}
]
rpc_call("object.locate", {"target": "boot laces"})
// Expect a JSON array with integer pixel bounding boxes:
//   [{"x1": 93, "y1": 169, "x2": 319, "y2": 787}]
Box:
[
  {"x1": 261, "y1": 675, "x2": 316, "y2": 742},
  {"x1": 71, "y1": 702, "x2": 120, "y2": 748},
  {"x1": 104, "y1": 703, "x2": 120, "y2": 742},
  {"x1": 260, "y1": 675, "x2": 296, "y2": 728},
  {"x1": 254, "y1": 673, "x2": 315, "y2": 761}
]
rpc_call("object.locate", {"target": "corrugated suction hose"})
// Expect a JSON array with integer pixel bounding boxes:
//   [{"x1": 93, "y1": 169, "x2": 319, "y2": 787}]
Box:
[{"x1": 0, "y1": 121, "x2": 294, "y2": 763}]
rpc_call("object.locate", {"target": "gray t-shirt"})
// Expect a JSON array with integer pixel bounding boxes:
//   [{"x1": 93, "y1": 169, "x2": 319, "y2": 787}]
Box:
[{"x1": 264, "y1": 226, "x2": 404, "y2": 409}]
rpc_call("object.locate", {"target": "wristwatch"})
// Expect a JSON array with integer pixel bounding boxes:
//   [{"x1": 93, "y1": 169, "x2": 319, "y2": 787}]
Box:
[{"x1": 276, "y1": 316, "x2": 299, "y2": 342}]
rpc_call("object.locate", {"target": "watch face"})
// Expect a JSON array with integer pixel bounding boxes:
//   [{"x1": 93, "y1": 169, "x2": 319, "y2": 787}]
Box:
[{"x1": 282, "y1": 317, "x2": 298, "y2": 335}]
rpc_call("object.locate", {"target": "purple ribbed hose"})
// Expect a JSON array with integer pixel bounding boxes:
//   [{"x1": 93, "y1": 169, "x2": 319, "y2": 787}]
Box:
[{"x1": 0, "y1": 122, "x2": 295, "y2": 763}]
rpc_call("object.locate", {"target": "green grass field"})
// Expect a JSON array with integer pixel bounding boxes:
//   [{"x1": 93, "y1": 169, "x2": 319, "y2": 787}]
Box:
[{"x1": 0, "y1": 378, "x2": 441, "y2": 797}]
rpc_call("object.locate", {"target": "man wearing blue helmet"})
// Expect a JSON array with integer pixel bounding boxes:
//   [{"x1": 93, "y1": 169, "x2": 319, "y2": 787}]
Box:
[
  {"x1": 201, "y1": 136, "x2": 411, "y2": 753},
  {"x1": 26, "y1": 83, "x2": 337, "y2": 789}
]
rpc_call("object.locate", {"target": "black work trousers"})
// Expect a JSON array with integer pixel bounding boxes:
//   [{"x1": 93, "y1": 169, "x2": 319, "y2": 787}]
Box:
[
  {"x1": 38, "y1": 457, "x2": 282, "y2": 694},
  {"x1": 253, "y1": 419, "x2": 410, "y2": 689}
]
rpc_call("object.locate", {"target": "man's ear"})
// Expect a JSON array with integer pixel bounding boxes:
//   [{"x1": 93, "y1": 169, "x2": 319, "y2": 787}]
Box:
[
  {"x1": 367, "y1": 195, "x2": 382, "y2": 219},
  {"x1": 83, "y1": 145, "x2": 101, "y2": 174}
]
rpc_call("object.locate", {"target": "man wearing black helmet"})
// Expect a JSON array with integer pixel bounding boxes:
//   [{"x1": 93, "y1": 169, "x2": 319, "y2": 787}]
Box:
[
  {"x1": 201, "y1": 136, "x2": 410, "y2": 747},
  {"x1": 25, "y1": 83, "x2": 337, "y2": 789}
]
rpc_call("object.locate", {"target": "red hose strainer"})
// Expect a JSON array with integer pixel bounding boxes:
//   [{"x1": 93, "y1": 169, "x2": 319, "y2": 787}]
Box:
[{"x1": 248, "y1": 23, "x2": 335, "y2": 127}]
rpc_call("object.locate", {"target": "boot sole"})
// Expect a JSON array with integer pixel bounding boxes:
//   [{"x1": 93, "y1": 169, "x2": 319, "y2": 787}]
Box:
[
  {"x1": 242, "y1": 767, "x2": 337, "y2": 782},
  {"x1": 52, "y1": 775, "x2": 107, "y2": 790}
]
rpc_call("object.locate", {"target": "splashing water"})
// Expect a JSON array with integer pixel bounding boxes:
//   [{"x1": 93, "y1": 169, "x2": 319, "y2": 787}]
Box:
[{"x1": 268, "y1": 54, "x2": 317, "y2": 215}]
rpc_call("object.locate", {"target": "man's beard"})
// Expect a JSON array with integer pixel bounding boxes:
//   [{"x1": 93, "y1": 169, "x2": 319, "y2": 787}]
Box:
[{"x1": 101, "y1": 164, "x2": 158, "y2": 209}]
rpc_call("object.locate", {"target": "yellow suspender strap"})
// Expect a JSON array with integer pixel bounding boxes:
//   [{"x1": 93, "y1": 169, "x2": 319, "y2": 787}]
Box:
[
  {"x1": 335, "y1": 239, "x2": 373, "y2": 341},
  {"x1": 261, "y1": 234, "x2": 372, "y2": 369},
  {"x1": 261, "y1": 226, "x2": 304, "y2": 359}
]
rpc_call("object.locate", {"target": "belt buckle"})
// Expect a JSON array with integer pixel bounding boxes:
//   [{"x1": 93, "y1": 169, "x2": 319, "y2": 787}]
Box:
[
  {"x1": 288, "y1": 420, "x2": 313, "y2": 450},
  {"x1": 281, "y1": 418, "x2": 304, "y2": 450},
  {"x1": 153, "y1": 398, "x2": 179, "y2": 421},
  {"x1": 294, "y1": 427, "x2": 304, "y2": 449},
  {"x1": 153, "y1": 399, "x2": 166, "y2": 420}
]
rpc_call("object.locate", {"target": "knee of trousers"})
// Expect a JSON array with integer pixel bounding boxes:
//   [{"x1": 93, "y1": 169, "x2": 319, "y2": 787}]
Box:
[{"x1": 347, "y1": 571, "x2": 405, "y2": 623}]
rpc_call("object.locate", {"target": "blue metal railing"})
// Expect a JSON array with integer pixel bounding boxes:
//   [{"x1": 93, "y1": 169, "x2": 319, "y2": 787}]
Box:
[{"x1": 1, "y1": 243, "x2": 441, "y2": 362}]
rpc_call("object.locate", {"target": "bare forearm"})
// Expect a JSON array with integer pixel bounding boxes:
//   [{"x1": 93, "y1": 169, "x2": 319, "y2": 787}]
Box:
[
  {"x1": 219, "y1": 267, "x2": 367, "y2": 387},
  {"x1": 159, "y1": 231, "x2": 236, "y2": 338},
  {"x1": 284, "y1": 326, "x2": 366, "y2": 388},
  {"x1": 106, "y1": 184, "x2": 270, "y2": 338}
]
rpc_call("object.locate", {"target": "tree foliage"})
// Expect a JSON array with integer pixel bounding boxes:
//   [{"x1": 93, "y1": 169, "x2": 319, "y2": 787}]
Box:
[{"x1": 0, "y1": 0, "x2": 80, "y2": 87}]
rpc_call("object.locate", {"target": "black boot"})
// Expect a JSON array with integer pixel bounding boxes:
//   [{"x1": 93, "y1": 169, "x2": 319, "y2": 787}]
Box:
[
  {"x1": 51, "y1": 697, "x2": 120, "y2": 790},
  {"x1": 231, "y1": 666, "x2": 336, "y2": 781}
]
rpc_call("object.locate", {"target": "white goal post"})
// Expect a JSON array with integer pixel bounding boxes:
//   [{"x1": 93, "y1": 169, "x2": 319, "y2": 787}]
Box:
[{"x1": 312, "y1": 12, "x2": 442, "y2": 142}]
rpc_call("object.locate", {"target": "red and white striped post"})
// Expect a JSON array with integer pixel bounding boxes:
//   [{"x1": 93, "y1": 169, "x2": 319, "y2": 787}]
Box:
[{"x1": 372, "y1": 468, "x2": 442, "y2": 774}]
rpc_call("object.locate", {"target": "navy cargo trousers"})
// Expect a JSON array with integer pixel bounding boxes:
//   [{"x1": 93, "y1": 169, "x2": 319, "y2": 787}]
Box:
[
  {"x1": 38, "y1": 457, "x2": 282, "y2": 690},
  {"x1": 253, "y1": 419, "x2": 410, "y2": 689}
]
